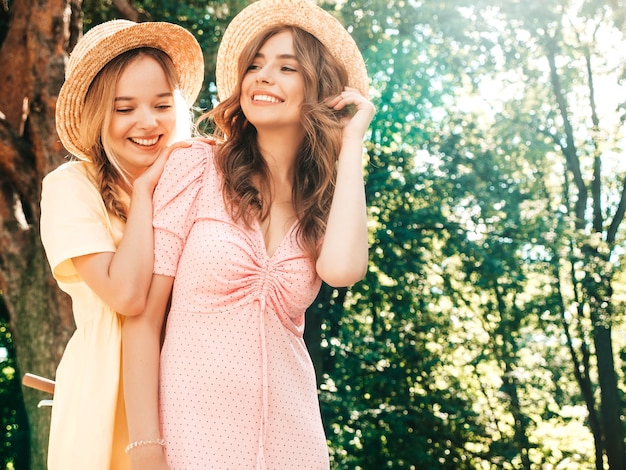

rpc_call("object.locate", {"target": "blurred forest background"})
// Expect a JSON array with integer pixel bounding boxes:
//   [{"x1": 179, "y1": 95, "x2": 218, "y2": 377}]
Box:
[{"x1": 1, "y1": 0, "x2": 626, "y2": 468}]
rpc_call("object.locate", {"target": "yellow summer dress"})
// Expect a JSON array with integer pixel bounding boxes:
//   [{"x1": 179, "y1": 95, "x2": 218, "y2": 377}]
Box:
[{"x1": 40, "y1": 161, "x2": 131, "y2": 470}]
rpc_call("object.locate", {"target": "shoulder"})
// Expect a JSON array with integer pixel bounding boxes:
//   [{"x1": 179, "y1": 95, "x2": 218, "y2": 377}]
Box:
[
  {"x1": 42, "y1": 161, "x2": 98, "y2": 197},
  {"x1": 164, "y1": 140, "x2": 216, "y2": 176},
  {"x1": 44, "y1": 160, "x2": 89, "y2": 181},
  {"x1": 155, "y1": 140, "x2": 217, "y2": 201},
  {"x1": 170, "y1": 139, "x2": 216, "y2": 161},
  {"x1": 43, "y1": 161, "x2": 92, "y2": 182}
]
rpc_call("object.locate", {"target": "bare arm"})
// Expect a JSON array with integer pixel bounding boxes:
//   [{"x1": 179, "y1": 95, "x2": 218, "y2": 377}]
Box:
[
  {"x1": 73, "y1": 142, "x2": 190, "y2": 316},
  {"x1": 122, "y1": 274, "x2": 173, "y2": 469},
  {"x1": 316, "y1": 88, "x2": 376, "y2": 287}
]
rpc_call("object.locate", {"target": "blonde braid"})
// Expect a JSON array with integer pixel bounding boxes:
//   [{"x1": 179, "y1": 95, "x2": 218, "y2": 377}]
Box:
[{"x1": 92, "y1": 148, "x2": 128, "y2": 222}]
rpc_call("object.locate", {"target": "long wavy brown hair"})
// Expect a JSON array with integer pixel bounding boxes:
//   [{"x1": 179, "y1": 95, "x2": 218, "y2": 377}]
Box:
[
  {"x1": 202, "y1": 26, "x2": 349, "y2": 259},
  {"x1": 79, "y1": 47, "x2": 192, "y2": 221}
]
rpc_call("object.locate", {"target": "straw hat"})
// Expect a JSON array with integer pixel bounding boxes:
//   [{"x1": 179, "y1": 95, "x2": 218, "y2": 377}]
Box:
[
  {"x1": 216, "y1": 0, "x2": 369, "y2": 101},
  {"x1": 56, "y1": 20, "x2": 204, "y2": 160}
]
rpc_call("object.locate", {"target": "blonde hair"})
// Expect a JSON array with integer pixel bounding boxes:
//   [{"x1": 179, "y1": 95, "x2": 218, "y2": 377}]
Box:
[
  {"x1": 201, "y1": 26, "x2": 349, "y2": 259},
  {"x1": 80, "y1": 47, "x2": 193, "y2": 221}
]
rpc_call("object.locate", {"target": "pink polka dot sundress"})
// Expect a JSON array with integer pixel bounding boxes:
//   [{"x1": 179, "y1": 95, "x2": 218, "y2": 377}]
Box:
[{"x1": 153, "y1": 142, "x2": 330, "y2": 469}]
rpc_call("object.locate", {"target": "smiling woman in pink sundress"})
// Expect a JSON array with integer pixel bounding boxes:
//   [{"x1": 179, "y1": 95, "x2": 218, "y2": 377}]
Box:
[{"x1": 122, "y1": 1, "x2": 376, "y2": 469}]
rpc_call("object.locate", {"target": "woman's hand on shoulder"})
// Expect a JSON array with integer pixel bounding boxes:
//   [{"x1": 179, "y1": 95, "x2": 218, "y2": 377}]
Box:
[
  {"x1": 327, "y1": 87, "x2": 376, "y2": 142},
  {"x1": 134, "y1": 140, "x2": 192, "y2": 193},
  {"x1": 134, "y1": 137, "x2": 215, "y2": 193}
]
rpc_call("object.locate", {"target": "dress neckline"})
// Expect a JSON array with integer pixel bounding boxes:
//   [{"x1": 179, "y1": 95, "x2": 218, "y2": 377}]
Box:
[{"x1": 254, "y1": 218, "x2": 299, "y2": 259}]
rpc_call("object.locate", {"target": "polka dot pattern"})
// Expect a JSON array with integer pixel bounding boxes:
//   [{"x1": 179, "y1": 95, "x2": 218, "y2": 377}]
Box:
[{"x1": 152, "y1": 142, "x2": 329, "y2": 469}]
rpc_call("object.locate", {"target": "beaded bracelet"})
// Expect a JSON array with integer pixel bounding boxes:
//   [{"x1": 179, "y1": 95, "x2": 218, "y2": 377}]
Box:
[{"x1": 124, "y1": 438, "x2": 166, "y2": 454}]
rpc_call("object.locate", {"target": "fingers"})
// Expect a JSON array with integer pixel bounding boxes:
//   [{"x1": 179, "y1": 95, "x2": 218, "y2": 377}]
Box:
[
  {"x1": 135, "y1": 137, "x2": 214, "y2": 192},
  {"x1": 327, "y1": 87, "x2": 376, "y2": 140},
  {"x1": 146, "y1": 137, "x2": 213, "y2": 181},
  {"x1": 328, "y1": 87, "x2": 374, "y2": 113},
  {"x1": 152, "y1": 141, "x2": 190, "y2": 171},
  {"x1": 135, "y1": 141, "x2": 190, "y2": 190},
  {"x1": 189, "y1": 136, "x2": 217, "y2": 145},
  {"x1": 164, "y1": 140, "x2": 192, "y2": 154}
]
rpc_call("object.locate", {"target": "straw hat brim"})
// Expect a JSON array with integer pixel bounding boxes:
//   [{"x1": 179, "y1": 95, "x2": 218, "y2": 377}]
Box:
[
  {"x1": 216, "y1": 0, "x2": 369, "y2": 101},
  {"x1": 56, "y1": 20, "x2": 204, "y2": 161}
]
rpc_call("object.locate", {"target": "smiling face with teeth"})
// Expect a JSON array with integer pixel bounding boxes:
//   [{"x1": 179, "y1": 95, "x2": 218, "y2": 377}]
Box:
[
  {"x1": 106, "y1": 55, "x2": 178, "y2": 182},
  {"x1": 240, "y1": 29, "x2": 305, "y2": 136}
]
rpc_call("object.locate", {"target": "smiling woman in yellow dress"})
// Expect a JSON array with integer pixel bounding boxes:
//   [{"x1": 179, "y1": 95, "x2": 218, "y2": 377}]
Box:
[{"x1": 40, "y1": 20, "x2": 203, "y2": 469}]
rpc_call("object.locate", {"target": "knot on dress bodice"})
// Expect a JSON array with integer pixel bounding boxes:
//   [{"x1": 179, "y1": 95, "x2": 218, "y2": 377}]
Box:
[
  {"x1": 254, "y1": 258, "x2": 279, "y2": 297},
  {"x1": 168, "y1": 215, "x2": 321, "y2": 336}
]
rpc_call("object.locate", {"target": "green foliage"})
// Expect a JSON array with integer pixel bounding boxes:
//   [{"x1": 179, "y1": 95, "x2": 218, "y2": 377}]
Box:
[
  {"x1": 321, "y1": 0, "x2": 622, "y2": 466},
  {"x1": 0, "y1": 297, "x2": 29, "y2": 470},
  {"x1": 3, "y1": 0, "x2": 625, "y2": 468}
]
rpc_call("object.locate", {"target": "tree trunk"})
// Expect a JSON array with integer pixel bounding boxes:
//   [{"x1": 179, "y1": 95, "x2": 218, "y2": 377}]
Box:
[
  {"x1": 585, "y1": 254, "x2": 625, "y2": 470},
  {"x1": 0, "y1": 0, "x2": 75, "y2": 467},
  {"x1": 494, "y1": 284, "x2": 532, "y2": 469},
  {"x1": 594, "y1": 324, "x2": 625, "y2": 469},
  {"x1": 545, "y1": 31, "x2": 626, "y2": 468}
]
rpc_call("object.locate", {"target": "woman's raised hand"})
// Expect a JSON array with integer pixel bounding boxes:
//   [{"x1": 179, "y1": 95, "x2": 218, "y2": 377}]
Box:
[{"x1": 327, "y1": 87, "x2": 376, "y2": 142}]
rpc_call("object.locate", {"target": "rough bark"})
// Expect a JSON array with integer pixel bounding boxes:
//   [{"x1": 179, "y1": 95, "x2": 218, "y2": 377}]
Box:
[{"x1": 0, "y1": 0, "x2": 74, "y2": 467}]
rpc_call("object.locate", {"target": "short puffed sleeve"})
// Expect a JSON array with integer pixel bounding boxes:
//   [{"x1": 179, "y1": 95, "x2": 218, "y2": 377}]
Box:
[
  {"x1": 153, "y1": 142, "x2": 214, "y2": 276},
  {"x1": 40, "y1": 162, "x2": 118, "y2": 283}
]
